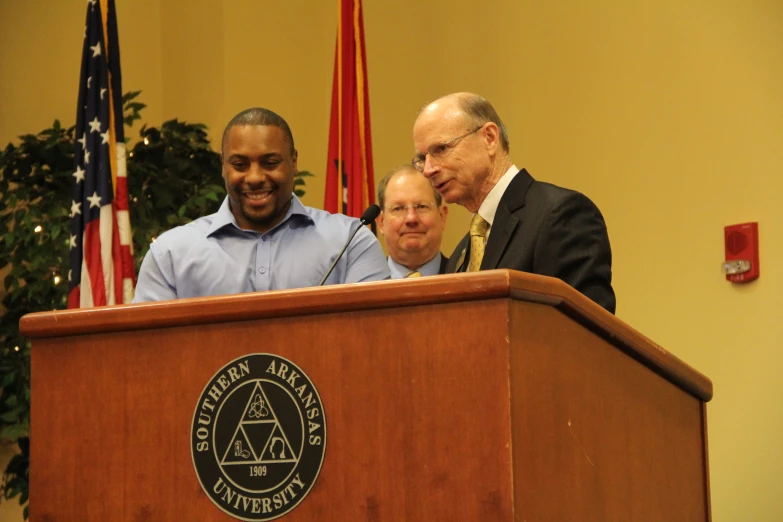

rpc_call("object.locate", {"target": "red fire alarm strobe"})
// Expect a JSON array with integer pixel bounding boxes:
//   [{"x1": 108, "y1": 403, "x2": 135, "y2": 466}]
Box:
[{"x1": 722, "y1": 222, "x2": 759, "y2": 283}]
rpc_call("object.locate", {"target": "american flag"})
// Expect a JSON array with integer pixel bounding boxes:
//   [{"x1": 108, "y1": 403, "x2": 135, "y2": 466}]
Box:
[{"x1": 68, "y1": 0, "x2": 135, "y2": 308}]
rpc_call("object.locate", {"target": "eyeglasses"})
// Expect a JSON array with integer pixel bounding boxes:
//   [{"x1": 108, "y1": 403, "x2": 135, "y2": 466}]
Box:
[
  {"x1": 411, "y1": 125, "x2": 484, "y2": 171},
  {"x1": 383, "y1": 203, "x2": 437, "y2": 219}
]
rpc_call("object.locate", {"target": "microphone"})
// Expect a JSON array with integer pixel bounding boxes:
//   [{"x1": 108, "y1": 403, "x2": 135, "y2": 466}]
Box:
[{"x1": 319, "y1": 205, "x2": 381, "y2": 286}]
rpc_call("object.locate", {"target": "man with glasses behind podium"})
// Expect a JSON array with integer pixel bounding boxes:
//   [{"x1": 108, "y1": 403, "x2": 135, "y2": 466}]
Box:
[
  {"x1": 412, "y1": 92, "x2": 616, "y2": 313},
  {"x1": 377, "y1": 165, "x2": 449, "y2": 279}
]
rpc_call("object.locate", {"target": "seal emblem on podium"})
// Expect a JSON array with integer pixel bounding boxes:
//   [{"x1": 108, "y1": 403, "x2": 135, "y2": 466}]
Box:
[{"x1": 191, "y1": 354, "x2": 326, "y2": 520}]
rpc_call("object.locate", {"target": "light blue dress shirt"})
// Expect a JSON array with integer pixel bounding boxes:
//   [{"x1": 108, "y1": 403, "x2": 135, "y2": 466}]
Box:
[
  {"x1": 387, "y1": 253, "x2": 443, "y2": 279},
  {"x1": 132, "y1": 196, "x2": 390, "y2": 302}
]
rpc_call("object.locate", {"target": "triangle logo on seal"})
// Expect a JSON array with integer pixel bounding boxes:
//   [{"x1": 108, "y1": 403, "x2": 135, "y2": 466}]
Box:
[{"x1": 221, "y1": 381, "x2": 298, "y2": 466}]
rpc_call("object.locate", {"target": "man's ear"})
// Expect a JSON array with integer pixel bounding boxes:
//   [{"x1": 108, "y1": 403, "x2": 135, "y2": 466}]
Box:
[
  {"x1": 377, "y1": 212, "x2": 385, "y2": 234},
  {"x1": 439, "y1": 204, "x2": 449, "y2": 226},
  {"x1": 483, "y1": 122, "x2": 501, "y2": 156},
  {"x1": 292, "y1": 149, "x2": 299, "y2": 171}
]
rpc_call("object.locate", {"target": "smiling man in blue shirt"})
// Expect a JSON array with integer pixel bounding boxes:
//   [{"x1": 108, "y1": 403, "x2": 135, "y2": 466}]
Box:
[{"x1": 132, "y1": 107, "x2": 389, "y2": 303}]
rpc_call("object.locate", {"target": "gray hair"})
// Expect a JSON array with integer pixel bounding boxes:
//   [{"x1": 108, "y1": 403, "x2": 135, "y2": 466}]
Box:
[
  {"x1": 418, "y1": 93, "x2": 510, "y2": 152},
  {"x1": 457, "y1": 94, "x2": 510, "y2": 152}
]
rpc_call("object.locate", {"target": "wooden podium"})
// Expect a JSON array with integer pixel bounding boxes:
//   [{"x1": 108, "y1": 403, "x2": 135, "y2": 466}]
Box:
[{"x1": 21, "y1": 270, "x2": 712, "y2": 521}]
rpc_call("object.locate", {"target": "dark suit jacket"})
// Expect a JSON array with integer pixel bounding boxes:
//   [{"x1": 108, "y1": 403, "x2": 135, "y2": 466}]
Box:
[
  {"x1": 438, "y1": 252, "x2": 449, "y2": 274},
  {"x1": 445, "y1": 169, "x2": 616, "y2": 313}
]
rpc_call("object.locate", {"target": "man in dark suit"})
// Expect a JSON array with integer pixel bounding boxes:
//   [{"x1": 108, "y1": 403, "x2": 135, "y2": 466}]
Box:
[
  {"x1": 412, "y1": 93, "x2": 615, "y2": 313},
  {"x1": 377, "y1": 165, "x2": 449, "y2": 278}
]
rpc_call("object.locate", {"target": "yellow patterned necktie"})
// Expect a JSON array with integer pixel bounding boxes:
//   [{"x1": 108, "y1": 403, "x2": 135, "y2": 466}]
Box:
[
  {"x1": 466, "y1": 213, "x2": 489, "y2": 272},
  {"x1": 404, "y1": 270, "x2": 422, "y2": 278}
]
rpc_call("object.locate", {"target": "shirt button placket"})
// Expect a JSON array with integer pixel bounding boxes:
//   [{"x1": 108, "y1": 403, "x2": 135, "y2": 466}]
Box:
[{"x1": 256, "y1": 233, "x2": 271, "y2": 290}]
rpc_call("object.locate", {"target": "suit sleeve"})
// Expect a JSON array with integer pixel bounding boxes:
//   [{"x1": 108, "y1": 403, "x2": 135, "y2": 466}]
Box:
[{"x1": 534, "y1": 192, "x2": 616, "y2": 313}]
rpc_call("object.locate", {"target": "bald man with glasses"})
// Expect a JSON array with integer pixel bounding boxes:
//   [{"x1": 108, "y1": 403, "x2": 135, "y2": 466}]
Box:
[
  {"x1": 412, "y1": 92, "x2": 616, "y2": 313},
  {"x1": 377, "y1": 165, "x2": 449, "y2": 278}
]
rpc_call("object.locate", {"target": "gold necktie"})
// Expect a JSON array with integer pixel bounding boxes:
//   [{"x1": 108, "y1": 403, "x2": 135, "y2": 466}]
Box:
[
  {"x1": 404, "y1": 270, "x2": 422, "y2": 278},
  {"x1": 467, "y1": 214, "x2": 489, "y2": 272}
]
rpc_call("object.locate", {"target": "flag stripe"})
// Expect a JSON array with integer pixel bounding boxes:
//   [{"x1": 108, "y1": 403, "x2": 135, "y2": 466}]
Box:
[
  {"x1": 99, "y1": 205, "x2": 116, "y2": 305},
  {"x1": 82, "y1": 220, "x2": 106, "y2": 307},
  {"x1": 79, "y1": 259, "x2": 94, "y2": 308},
  {"x1": 335, "y1": 0, "x2": 344, "y2": 214},
  {"x1": 353, "y1": 1, "x2": 369, "y2": 211}
]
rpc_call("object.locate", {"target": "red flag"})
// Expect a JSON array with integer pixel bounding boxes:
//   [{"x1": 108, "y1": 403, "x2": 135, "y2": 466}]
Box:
[
  {"x1": 324, "y1": 0, "x2": 375, "y2": 217},
  {"x1": 68, "y1": 0, "x2": 135, "y2": 308}
]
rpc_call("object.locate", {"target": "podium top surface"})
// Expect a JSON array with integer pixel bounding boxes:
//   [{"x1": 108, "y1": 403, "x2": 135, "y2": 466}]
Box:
[{"x1": 20, "y1": 270, "x2": 712, "y2": 401}]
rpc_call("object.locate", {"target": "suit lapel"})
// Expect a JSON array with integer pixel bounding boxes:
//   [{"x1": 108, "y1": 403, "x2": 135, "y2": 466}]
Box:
[
  {"x1": 446, "y1": 235, "x2": 469, "y2": 273},
  {"x1": 481, "y1": 204, "x2": 518, "y2": 269},
  {"x1": 481, "y1": 169, "x2": 534, "y2": 269}
]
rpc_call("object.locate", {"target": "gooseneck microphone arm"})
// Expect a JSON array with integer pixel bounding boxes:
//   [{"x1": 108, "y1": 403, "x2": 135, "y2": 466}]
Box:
[{"x1": 318, "y1": 204, "x2": 381, "y2": 286}]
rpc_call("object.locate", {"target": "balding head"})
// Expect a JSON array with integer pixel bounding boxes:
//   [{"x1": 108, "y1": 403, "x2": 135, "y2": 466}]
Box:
[
  {"x1": 377, "y1": 164, "x2": 448, "y2": 271},
  {"x1": 412, "y1": 92, "x2": 513, "y2": 212},
  {"x1": 378, "y1": 164, "x2": 442, "y2": 209},
  {"x1": 417, "y1": 93, "x2": 509, "y2": 152}
]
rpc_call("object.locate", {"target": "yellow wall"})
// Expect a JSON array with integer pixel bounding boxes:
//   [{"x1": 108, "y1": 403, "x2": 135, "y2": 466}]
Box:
[{"x1": 1, "y1": 1, "x2": 782, "y2": 520}]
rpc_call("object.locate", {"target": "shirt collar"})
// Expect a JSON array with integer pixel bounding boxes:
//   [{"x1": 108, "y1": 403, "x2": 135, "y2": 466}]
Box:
[
  {"x1": 207, "y1": 194, "x2": 313, "y2": 237},
  {"x1": 387, "y1": 252, "x2": 442, "y2": 278},
  {"x1": 476, "y1": 164, "x2": 518, "y2": 226}
]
